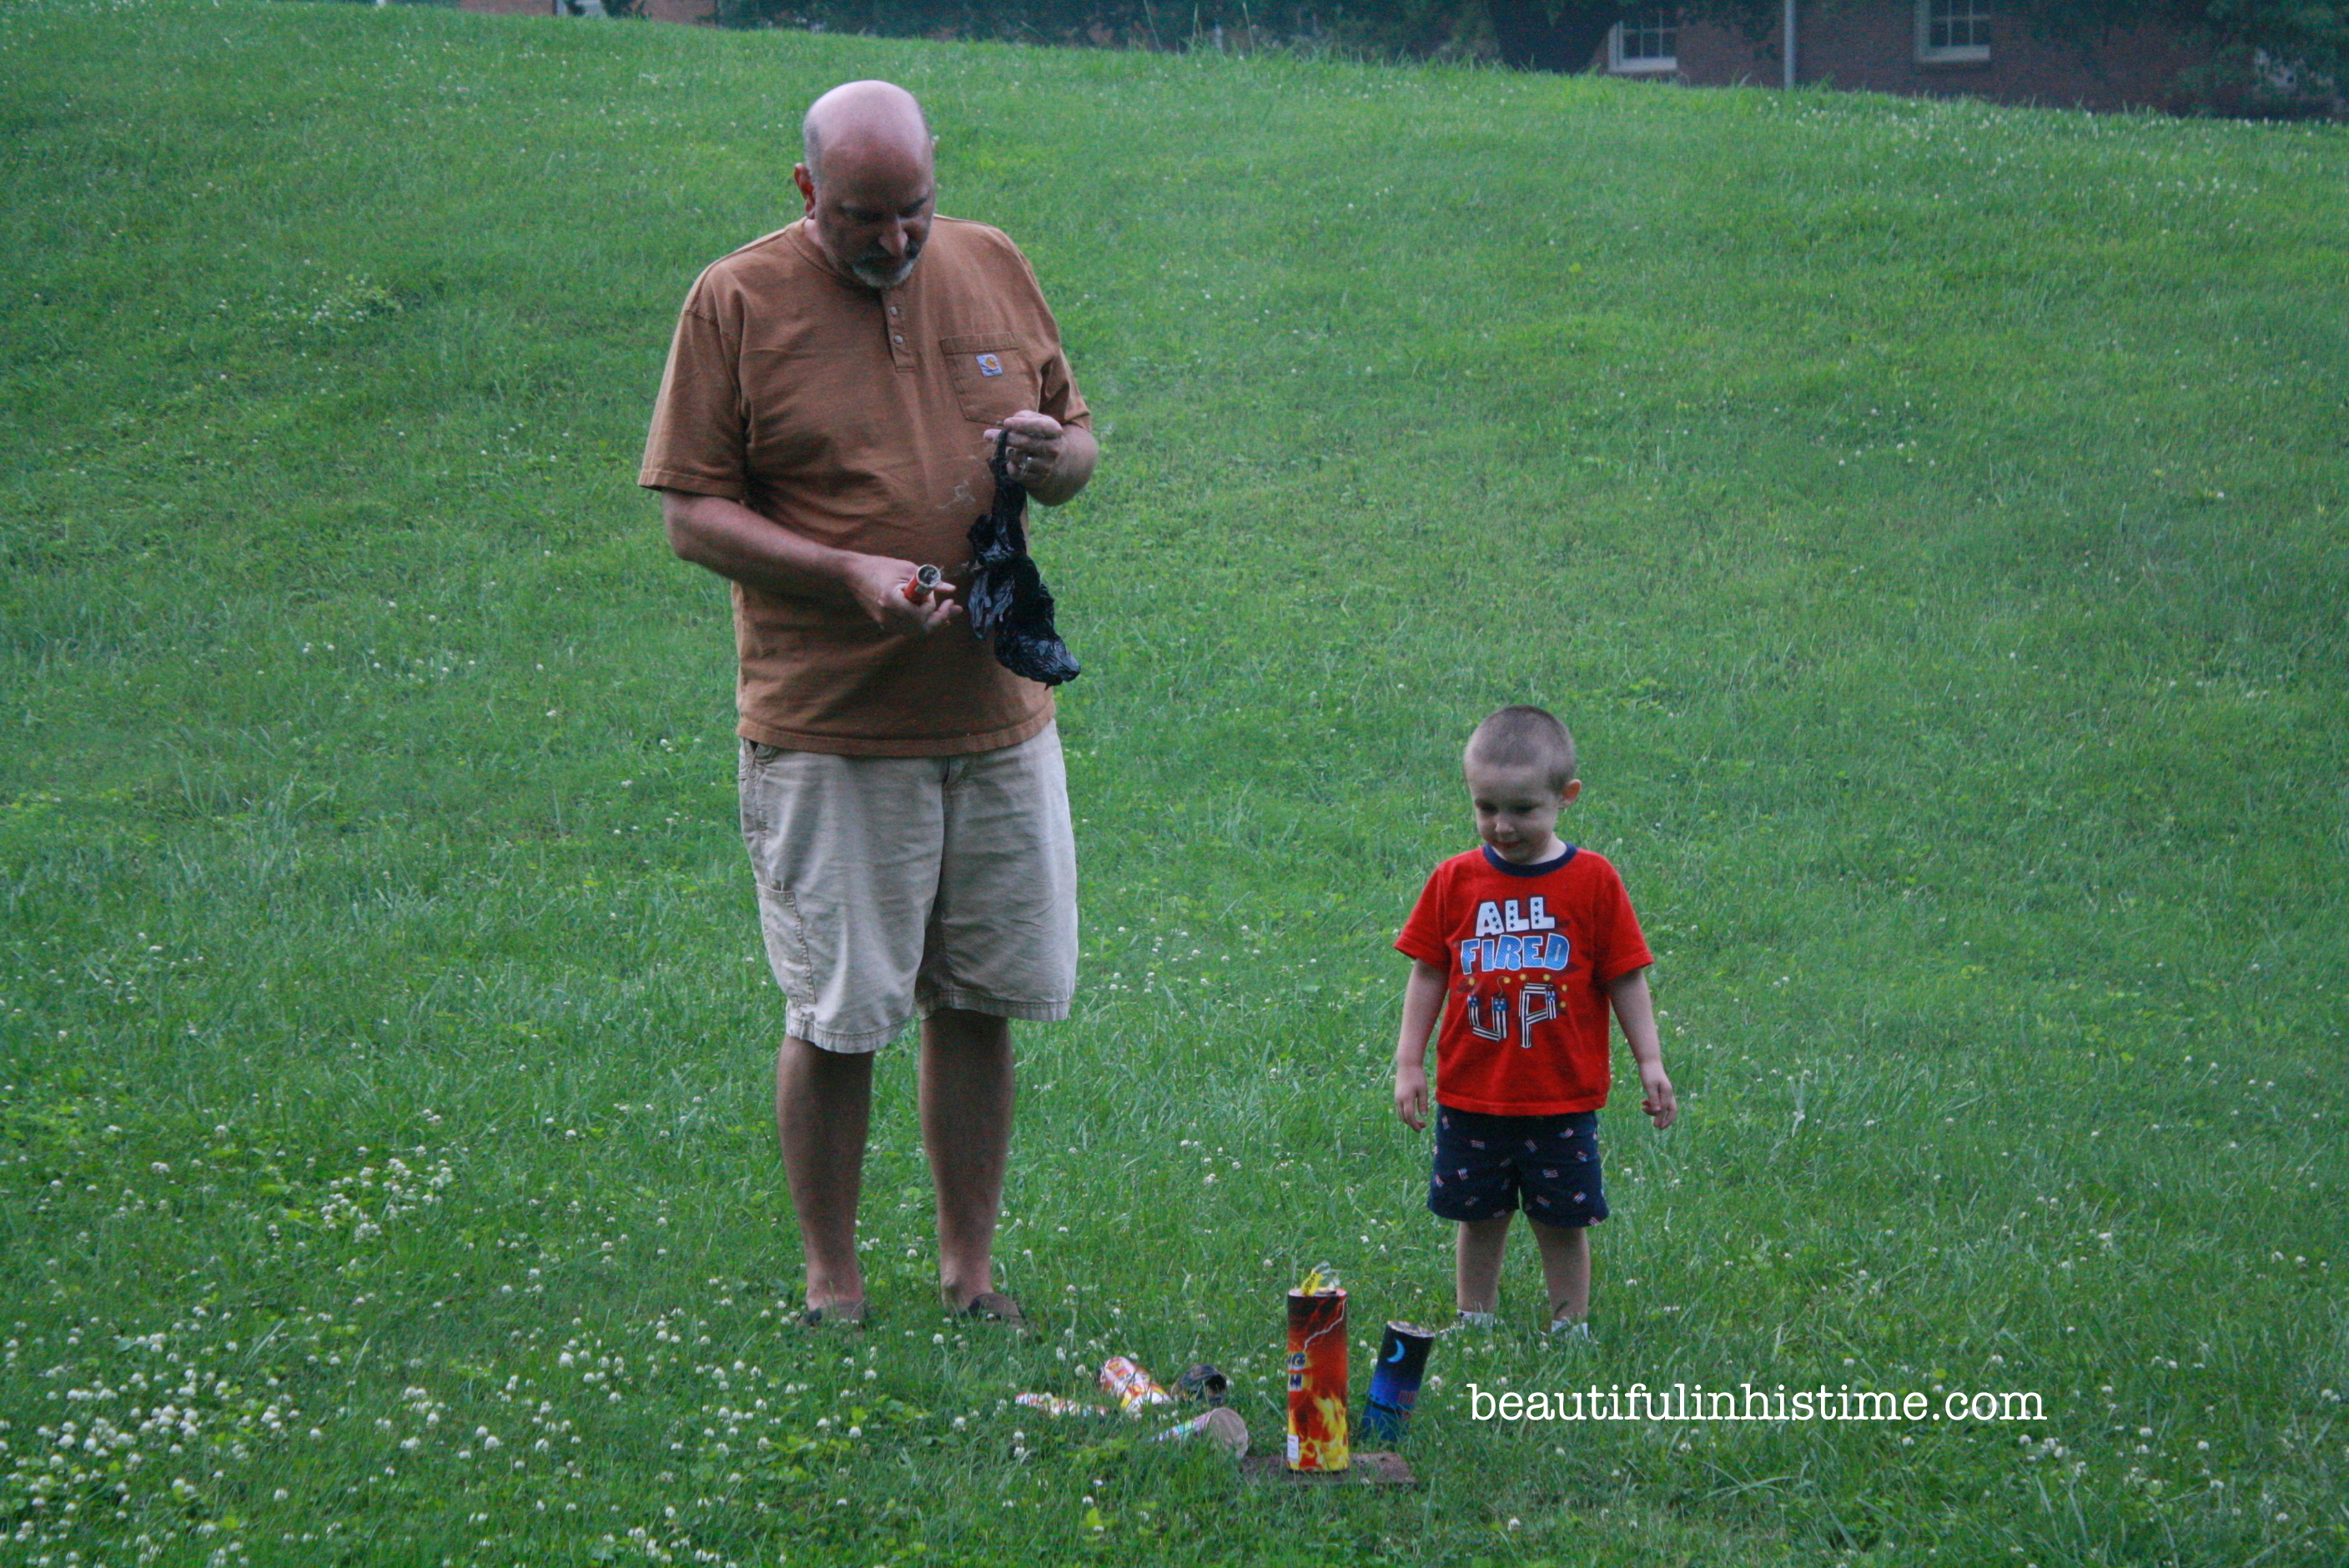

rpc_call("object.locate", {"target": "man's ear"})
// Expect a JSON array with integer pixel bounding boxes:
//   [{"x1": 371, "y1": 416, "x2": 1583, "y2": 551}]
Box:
[{"x1": 792, "y1": 163, "x2": 817, "y2": 215}]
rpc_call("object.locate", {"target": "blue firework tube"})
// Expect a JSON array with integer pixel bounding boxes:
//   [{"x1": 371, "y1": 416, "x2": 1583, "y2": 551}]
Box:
[{"x1": 1361, "y1": 1321, "x2": 1435, "y2": 1442}]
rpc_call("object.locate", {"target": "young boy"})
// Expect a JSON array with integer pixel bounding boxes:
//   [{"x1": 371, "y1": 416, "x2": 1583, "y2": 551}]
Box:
[{"x1": 1391, "y1": 706, "x2": 1676, "y2": 1338}]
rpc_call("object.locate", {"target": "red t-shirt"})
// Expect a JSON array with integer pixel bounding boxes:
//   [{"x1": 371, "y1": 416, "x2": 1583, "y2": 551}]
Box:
[{"x1": 1396, "y1": 845, "x2": 1652, "y2": 1116}]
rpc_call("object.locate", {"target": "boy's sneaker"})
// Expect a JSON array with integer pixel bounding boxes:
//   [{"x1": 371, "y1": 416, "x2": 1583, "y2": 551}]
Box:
[
  {"x1": 1453, "y1": 1310, "x2": 1499, "y2": 1331},
  {"x1": 1547, "y1": 1315, "x2": 1597, "y2": 1345}
]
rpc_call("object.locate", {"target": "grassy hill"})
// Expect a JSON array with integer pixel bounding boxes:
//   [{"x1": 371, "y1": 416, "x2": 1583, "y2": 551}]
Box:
[{"x1": 3, "y1": 2, "x2": 2344, "y2": 1563}]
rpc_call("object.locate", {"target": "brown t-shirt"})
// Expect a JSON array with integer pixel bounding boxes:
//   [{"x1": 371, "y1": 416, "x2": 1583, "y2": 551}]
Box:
[{"x1": 640, "y1": 217, "x2": 1089, "y2": 756}]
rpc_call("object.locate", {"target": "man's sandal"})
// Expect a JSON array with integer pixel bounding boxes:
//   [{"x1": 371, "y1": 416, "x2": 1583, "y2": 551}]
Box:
[
  {"x1": 952, "y1": 1289, "x2": 1028, "y2": 1330},
  {"x1": 802, "y1": 1298, "x2": 869, "y2": 1328}
]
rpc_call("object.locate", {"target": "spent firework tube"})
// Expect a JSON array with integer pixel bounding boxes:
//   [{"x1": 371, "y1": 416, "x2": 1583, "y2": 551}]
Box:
[
  {"x1": 1014, "y1": 1393, "x2": 1108, "y2": 1418},
  {"x1": 1361, "y1": 1320, "x2": 1436, "y2": 1442},
  {"x1": 1285, "y1": 1264, "x2": 1349, "y2": 1471},
  {"x1": 1098, "y1": 1355, "x2": 1175, "y2": 1414},
  {"x1": 901, "y1": 563, "x2": 944, "y2": 601},
  {"x1": 1152, "y1": 1406, "x2": 1250, "y2": 1458}
]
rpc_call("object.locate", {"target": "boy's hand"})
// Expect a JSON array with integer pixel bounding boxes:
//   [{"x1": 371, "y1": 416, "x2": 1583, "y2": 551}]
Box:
[
  {"x1": 1394, "y1": 1061, "x2": 1430, "y2": 1131},
  {"x1": 1639, "y1": 1061, "x2": 1677, "y2": 1131},
  {"x1": 1605, "y1": 967, "x2": 1674, "y2": 1130},
  {"x1": 1391, "y1": 959, "x2": 1446, "y2": 1133}
]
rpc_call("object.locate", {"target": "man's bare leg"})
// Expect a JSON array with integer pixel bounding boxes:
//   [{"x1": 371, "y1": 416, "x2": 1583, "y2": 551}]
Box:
[
  {"x1": 918, "y1": 1007, "x2": 1014, "y2": 1309},
  {"x1": 776, "y1": 1035, "x2": 873, "y2": 1311}
]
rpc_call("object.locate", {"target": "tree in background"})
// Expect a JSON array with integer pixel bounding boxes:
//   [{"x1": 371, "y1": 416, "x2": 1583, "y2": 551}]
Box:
[
  {"x1": 2017, "y1": 0, "x2": 2344, "y2": 93},
  {"x1": 2166, "y1": 0, "x2": 2346, "y2": 110},
  {"x1": 1481, "y1": 1, "x2": 1617, "y2": 70}
]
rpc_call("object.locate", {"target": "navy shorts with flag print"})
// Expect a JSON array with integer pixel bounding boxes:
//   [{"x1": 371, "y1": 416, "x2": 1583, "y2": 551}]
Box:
[{"x1": 1427, "y1": 1106, "x2": 1607, "y2": 1228}]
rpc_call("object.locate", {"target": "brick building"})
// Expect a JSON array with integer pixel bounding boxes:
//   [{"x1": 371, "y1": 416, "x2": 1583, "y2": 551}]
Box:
[{"x1": 1592, "y1": 3, "x2": 2214, "y2": 113}]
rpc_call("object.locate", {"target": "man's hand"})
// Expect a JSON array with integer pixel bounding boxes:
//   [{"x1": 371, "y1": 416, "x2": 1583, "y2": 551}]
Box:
[
  {"x1": 661, "y1": 490, "x2": 963, "y2": 637},
  {"x1": 843, "y1": 553, "x2": 962, "y2": 636},
  {"x1": 984, "y1": 410, "x2": 1098, "y2": 506}
]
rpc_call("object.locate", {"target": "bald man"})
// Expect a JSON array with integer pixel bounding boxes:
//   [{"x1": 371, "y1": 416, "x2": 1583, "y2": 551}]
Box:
[{"x1": 641, "y1": 80, "x2": 1098, "y2": 1329}]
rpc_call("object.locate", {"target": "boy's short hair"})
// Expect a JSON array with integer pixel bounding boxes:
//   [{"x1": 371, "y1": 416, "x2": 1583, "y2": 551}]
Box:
[{"x1": 1464, "y1": 706, "x2": 1577, "y2": 792}]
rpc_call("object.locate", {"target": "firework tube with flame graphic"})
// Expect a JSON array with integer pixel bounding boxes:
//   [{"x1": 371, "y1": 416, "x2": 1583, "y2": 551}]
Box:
[
  {"x1": 1361, "y1": 1320, "x2": 1436, "y2": 1442},
  {"x1": 1285, "y1": 1265, "x2": 1349, "y2": 1470}
]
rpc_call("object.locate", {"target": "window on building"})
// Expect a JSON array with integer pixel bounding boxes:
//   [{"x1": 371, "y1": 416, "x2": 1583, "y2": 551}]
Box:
[
  {"x1": 1917, "y1": 0, "x2": 1993, "y2": 64},
  {"x1": 1608, "y1": 11, "x2": 1678, "y2": 75}
]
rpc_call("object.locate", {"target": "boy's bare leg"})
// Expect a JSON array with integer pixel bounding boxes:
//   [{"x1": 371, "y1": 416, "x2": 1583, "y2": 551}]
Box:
[
  {"x1": 919, "y1": 1007, "x2": 1015, "y2": 1309},
  {"x1": 1455, "y1": 1213, "x2": 1514, "y2": 1314},
  {"x1": 1529, "y1": 1216, "x2": 1591, "y2": 1323},
  {"x1": 776, "y1": 1036, "x2": 873, "y2": 1310}
]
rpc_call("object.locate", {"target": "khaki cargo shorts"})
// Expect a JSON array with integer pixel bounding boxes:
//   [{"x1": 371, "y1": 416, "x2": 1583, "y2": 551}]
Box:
[{"x1": 738, "y1": 722, "x2": 1078, "y2": 1053}]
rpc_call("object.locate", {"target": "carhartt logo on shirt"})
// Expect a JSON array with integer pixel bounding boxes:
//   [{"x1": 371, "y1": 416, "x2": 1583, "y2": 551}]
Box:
[{"x1": 976, "y1": 353, "x2": 1004, "y2": 377}]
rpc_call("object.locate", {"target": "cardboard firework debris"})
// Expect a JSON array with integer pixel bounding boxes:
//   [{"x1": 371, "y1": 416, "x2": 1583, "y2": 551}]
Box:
[
  {"x1": 1174, "y1": 1363, "x2": 1230, "y2": 1405},
  {"x1": 1014, "y1": 1392, "x2": 1109, "y2": 1418},
  {"x1": 1153, "y1": 1406, "x2": 1250, "y2": 1457},
  {"x1": 1285, "y1": 1264, "x2": 1349, "y2": 1471},
  {"x1": 1361, "y1": 1320, "x2": 1436, "y2": 1443},
  {"x1": 1097, "y1": 1355, "x2": 1175, "y2": 1414}
]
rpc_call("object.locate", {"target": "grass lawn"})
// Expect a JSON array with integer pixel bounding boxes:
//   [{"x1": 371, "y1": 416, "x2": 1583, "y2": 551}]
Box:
[{"x1": 2, "y1": 1, "x2": 2345, "y2": 1562}]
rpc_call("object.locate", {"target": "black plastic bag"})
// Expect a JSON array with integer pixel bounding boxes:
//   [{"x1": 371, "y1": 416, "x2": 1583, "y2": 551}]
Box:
[{"x1": 965, "y1": 431, "x2": 1080, "y2": 686}]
